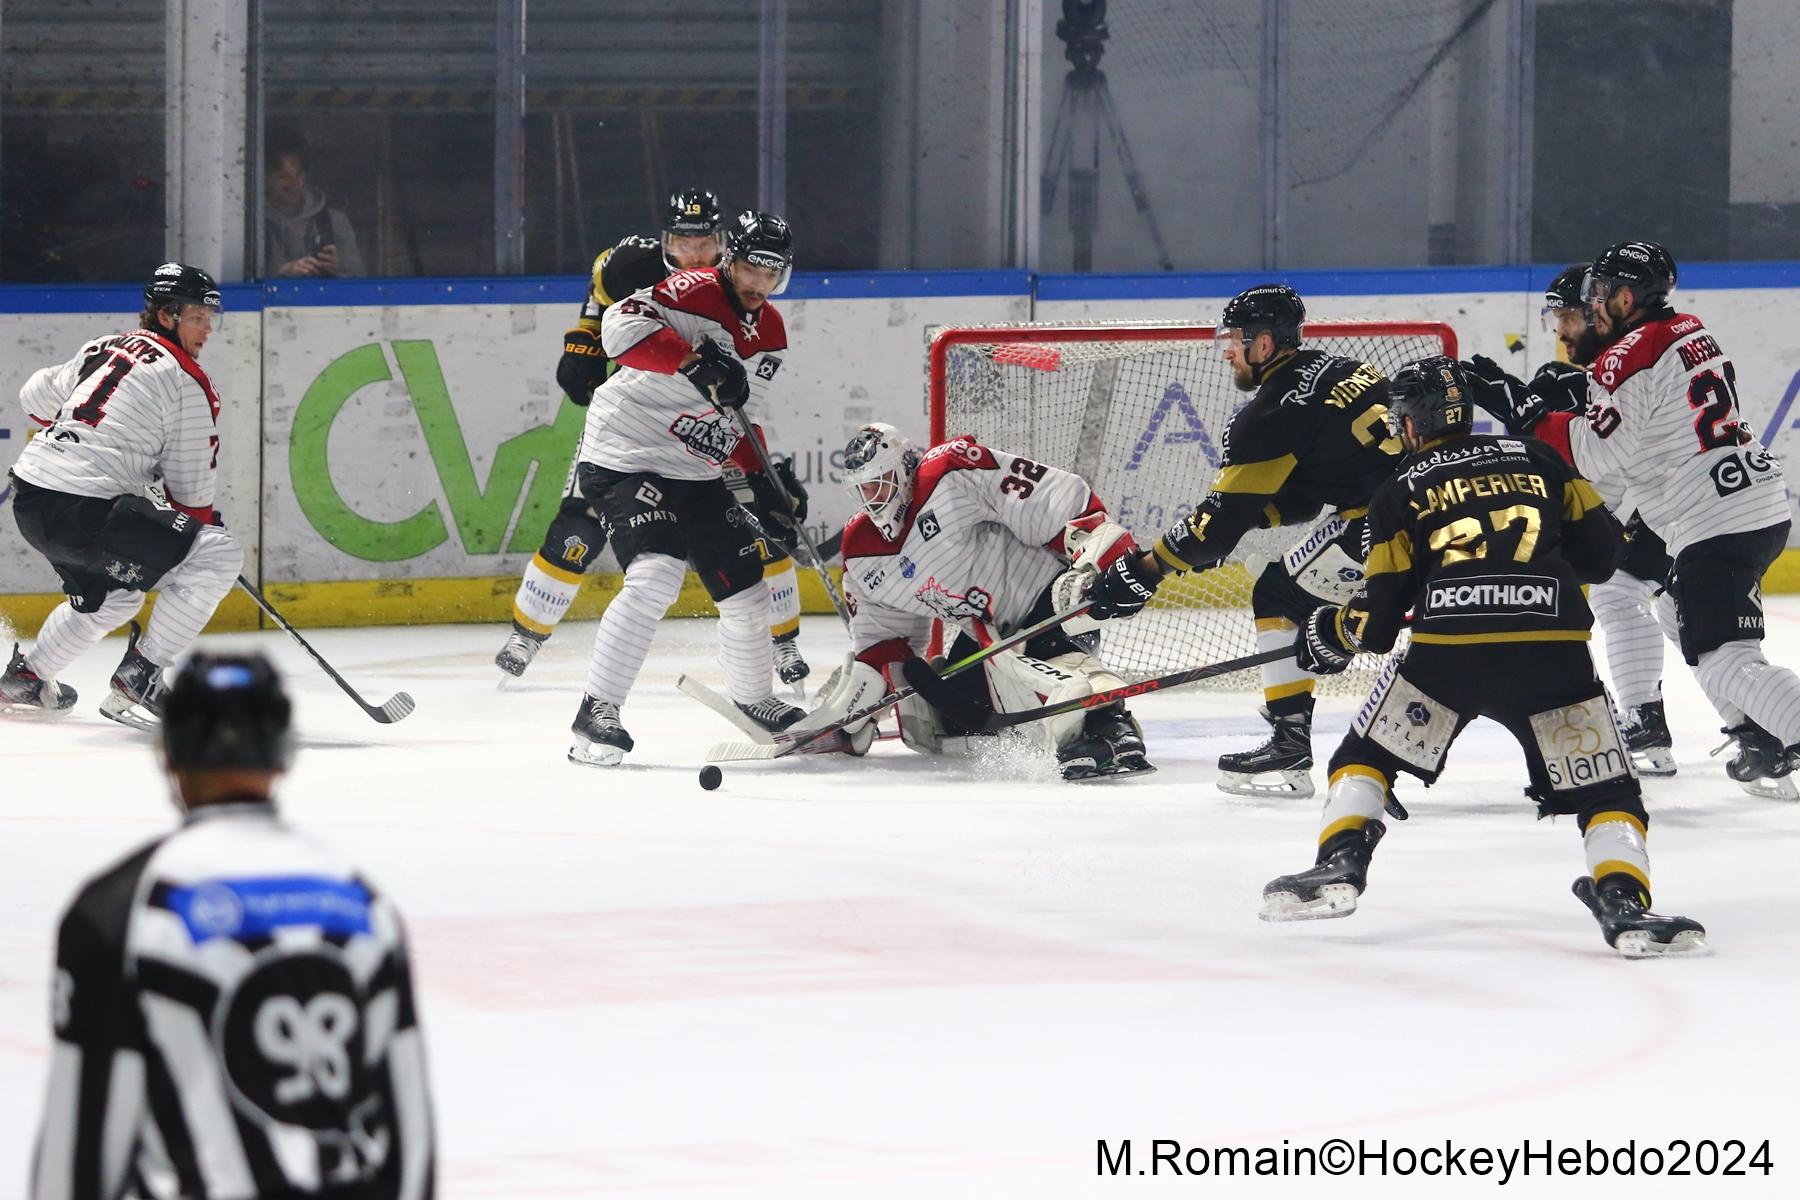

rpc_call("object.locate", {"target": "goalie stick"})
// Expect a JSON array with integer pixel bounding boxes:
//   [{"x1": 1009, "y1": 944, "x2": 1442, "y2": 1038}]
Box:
[
  {"x1": 704, "y1": 601, "x2": 1093, "y2": 762},
  {"x1": 236, "y1": 576, "x2": 416, "y2": 724},
  {"x1": 724, "y1": 406, "x2": 852, "y2": 626}
]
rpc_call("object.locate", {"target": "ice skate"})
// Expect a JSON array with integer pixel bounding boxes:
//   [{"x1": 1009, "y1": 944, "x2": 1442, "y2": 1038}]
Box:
[
  {"x1": 1261, "y1": 823, "x2": 1385, "y2": 921},
  {"x1": 1715, "y1": 720, "x2": 1799, "y2": 801},
  {"x1": 1059, "y1": 705, "x2": 1156, "y2": 782},
  {"x1": 1218, "y1": 707, "x2": 1314, "y2": 798},
  {"x1": 736, "y1": 694, "x2": 806, "y2": 734},
  {"x1": 772, "y1": 630, "x2": 810, "y2": 693},
  {"x1": 98, "y1": 623, "x2": 167, "y2": 732},
  {"x1": 568, "y1": 694, "x2": 633, "y2": 766},
  {"x1": 0, "y1": 643, "x2": 76, "y2": 718},
  {"x1": 1622, "y1": 700, "x2": 1675, "y2": 778},
  {"x1": 496, "y1": 624, "x2": 548, "y2": 679},
  {"x1": 1572, "y1": 875, "x2": 1708, "y2": 957}
]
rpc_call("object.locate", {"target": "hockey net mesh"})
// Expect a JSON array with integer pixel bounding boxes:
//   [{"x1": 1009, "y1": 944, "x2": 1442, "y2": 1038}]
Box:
[{"x1": 929, "y1": 321, "x2": 1455, "y2": 691}]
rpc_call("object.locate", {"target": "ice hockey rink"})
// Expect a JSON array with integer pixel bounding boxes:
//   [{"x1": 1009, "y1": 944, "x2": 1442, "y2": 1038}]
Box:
[{"x1": 3, "y1": 604, "x2": 1798, "y2": 1198}]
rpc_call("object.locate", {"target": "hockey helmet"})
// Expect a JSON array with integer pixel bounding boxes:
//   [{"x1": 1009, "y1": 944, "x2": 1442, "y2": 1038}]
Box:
[
  {"x1": 843, "y1": 422, "x2": 921, "y2": 541},
  {"x1": 161, "y1": 653, "x2": 295, "y2": 774},
  {"x1": 1217, "y1": 284, "x2": 1306, "y2": 352},
  {"x1": 1541, "y1": 262, "x2": 1601, "y2": 364},
  {"x1": 1583, "y1": 241, "x2": 1677, "y2": 311},
  {"x1": 661, "y1": 187, "x2": 724, "y2": 269},
  {"x1": 1386, "y1": 355, "x2": 1474, "y2": 445},
  {"x1": 145, "y1": 262, "x2": 222, "y2": 314},
  {"x1": 723, "y1": 210, "x2": 795, "y2": 295}
]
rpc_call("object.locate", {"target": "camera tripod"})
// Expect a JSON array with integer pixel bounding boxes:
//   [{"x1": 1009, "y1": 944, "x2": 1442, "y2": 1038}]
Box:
[{"x1": 1041, "y1": 0, "x2": 1174, "y2": 272}]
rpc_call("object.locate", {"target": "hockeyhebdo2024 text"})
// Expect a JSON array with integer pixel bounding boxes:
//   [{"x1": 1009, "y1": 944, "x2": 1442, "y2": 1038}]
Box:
[{"x1": 1095, "y1": 1137, "x2": 1774, "y2": 1183}]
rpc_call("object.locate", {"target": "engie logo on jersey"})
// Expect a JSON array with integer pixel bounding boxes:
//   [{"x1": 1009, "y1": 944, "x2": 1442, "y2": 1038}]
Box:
[
  {"x1": 668, "y1": 412, "x2": 743, "y2": 464},
  {"x1": 1423, "y1": 574, "x2": 1561, "y2": 619}
]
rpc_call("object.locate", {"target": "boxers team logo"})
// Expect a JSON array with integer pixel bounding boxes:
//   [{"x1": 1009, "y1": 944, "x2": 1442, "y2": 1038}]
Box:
[
  {"x1": 916, "y1": 578, "x2": 993, "y2": 623},
  {"x1": 668, "y1": 412, "x2": 742, "y2": 464}
]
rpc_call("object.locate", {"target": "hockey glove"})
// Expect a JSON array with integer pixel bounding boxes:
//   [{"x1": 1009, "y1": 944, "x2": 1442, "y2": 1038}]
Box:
[
  {"x1": 1295, "y1": 605, "x2": 1356, "y2": 675},
  {"x1": 1089, "y1": 554, "x2": 1161, "y2": 620},
  {"x1": 556, "y1": 327, "x2": 609, "y2": 406},
  {"x1": 747, "y1": 456, "x2": 808, "y2": 533},
  {"x1": 1527, "y1": 360, "x2": 1590, "y2": 415},
  {"x1": 1465, "y1": 354, "x2": 1548, "y2": 435},
  {"x1": 679, "y1": 340, "x2": 750, "y2": 410}
]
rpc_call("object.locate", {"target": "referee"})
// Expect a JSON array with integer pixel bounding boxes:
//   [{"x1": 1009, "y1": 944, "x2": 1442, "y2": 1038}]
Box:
[{"x1": 31, "y1": 653, "x2": 435, "y2": 1199}]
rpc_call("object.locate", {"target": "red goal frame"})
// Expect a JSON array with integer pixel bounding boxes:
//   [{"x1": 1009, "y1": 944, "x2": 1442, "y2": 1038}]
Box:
[{"x1": 928, "y1": 321, "x2": 1460, "y2": 443}]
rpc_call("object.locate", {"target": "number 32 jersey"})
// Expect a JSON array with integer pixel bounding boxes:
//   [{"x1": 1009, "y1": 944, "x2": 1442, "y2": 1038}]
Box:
[
  {"x1": 31, "y1": 802, "x2": 433, "y2": 1200},
  {"x1": 1537, "y1": 313, "x2": 1790, "y2": 557},
  {"x1": 840, "y1": 436, "x2": 1106, "y2": 653}
]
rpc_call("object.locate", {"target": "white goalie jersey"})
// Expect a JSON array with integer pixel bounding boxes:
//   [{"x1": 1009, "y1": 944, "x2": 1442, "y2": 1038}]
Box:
[
  {"x1": 13, "y1": 329, "x2": 224, "y2": 520},
  {"x1": 840, "y1": 436, "x2": 1115, "y2": 655},
  {"x1": 1545, "y1": 312, "x2": 1790, "y2": 557},
  {"x1": 581, "y1": 267, "x2": 787, "y2": 481}
]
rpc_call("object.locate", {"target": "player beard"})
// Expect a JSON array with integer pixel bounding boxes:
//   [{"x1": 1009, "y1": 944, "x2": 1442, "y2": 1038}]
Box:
[
  {"x1": 1561, "y1": 328, "x2": 1601, "y2": 367},
  {"x1": 1232, "y1": 358, "x2": 1258, "y2": 392}
]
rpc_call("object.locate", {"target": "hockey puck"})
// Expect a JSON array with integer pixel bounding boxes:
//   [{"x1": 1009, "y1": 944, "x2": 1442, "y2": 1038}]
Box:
[{"x1": 697, "y1": 765, "x2": 723, "y2": 791}]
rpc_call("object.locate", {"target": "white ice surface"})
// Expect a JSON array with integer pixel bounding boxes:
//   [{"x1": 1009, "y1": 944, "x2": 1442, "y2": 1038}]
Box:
[{"x1": 3, "y1": 603, "x2": 1799, "y2": 1198}]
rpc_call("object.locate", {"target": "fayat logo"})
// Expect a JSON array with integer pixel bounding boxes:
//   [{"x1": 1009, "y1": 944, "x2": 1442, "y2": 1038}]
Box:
[{"x1": 1124, "y1": 381, "x2": 1233, "y2": 472}]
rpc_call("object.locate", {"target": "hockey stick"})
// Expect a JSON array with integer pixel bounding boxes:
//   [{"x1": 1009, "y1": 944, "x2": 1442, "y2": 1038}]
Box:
[
  {"x1": 677, "y1": 673, "x2": 778, "y2": 744},
  {"x1": 704, "y1": 601, "x2": 1094, "y2": 762},
  {"x1": 949, "y1": 646, "x2": 1295, "y2": 732},
  {"x1": 723, "y1": 406, "x2": 852, "y2": 626},
  {"x1": 236, "y1": 576, "x2": 416, "y2": 724}
]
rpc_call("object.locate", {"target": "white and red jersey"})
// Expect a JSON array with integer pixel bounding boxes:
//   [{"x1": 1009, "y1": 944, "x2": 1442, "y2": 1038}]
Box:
[
  {"x1": 581, "y1": 267, "x2": 787, "y2": 480},
  {"x1": 1536, "y1": 313, "x2": 1789, "y2": 557},
  {"x1": 12, "y1": 329, "x2": 223, "y2": 521},
  {"x1": 841, "y1": 436, "x2": 1131, "y2": 662}
]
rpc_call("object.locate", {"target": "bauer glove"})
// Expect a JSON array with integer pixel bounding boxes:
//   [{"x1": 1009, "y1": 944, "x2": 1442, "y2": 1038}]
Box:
[
  {"x1": 1295, "y1": 605, "x2": 1356, "y2": 675},
  {"x1": 556, "y1": 327, "x2": 609, "y2": 405},
  {"x1": 1464, "y1": 354, "x2": 1548, "y2": 435},
  {"x1": 1089, "y1": 554, "x2": 1161, "y2": 620},
  {"x1": 679, "y1": 340, "x2": 750, "y2": 410}
]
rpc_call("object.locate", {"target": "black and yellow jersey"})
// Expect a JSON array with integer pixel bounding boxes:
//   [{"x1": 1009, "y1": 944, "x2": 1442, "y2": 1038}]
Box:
[
  {"x1": 1341, "y1": 433, "x2": 1622, "y2": 653},
  {"x1": 1153, "y1": 349, "x2": 1400, "y2": 572},
  {"x1": 576, "y1": 234, "x2": 670, "y2": 328}
]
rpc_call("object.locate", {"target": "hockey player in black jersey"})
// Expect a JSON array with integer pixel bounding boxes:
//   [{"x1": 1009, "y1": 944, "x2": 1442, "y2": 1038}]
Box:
[
  {"x1": 497, "y1": 186, "x2": 813, "y2": 689},
  {"x1": 1260, "y1": 356, "x2": 1705, "y2": 957},
  {"x1": 1084, "y1": 284, "x2": 1402, "y2": 798},
  {"x1": 1466, "y1": 265, "x2": 1678, "y2": 777},
  {"x1": 31, "y1": 653, "x2": 436, "y2": 1198}
]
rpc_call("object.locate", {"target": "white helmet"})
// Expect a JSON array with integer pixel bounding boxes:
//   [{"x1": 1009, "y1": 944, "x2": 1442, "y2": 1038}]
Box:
[{"x1": 843, "y1": 422, "x2": 921, "y2": 540}]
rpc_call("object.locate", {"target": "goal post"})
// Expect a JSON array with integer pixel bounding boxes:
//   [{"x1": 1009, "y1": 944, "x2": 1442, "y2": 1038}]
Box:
[{"x1": 926, "y1": 319, "x2": 1458, "y2": 689}]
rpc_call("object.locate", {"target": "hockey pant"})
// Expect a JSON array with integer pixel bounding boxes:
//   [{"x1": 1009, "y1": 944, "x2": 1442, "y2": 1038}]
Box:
[
  {"x1": 1252, "y1": 511, "x2": 1369, "y2": 716},
  {"x1": 1667, "y1": 522, "x2": 1800, "y2": 743}
]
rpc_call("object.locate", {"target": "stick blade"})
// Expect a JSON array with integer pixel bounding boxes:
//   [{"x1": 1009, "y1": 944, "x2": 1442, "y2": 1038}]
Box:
[
  {"x1": 372, "y1": 692, "x2": 416, "y2": 724},
  {"x1": 707, "y1": 740, "x2": 782, "y2": 762}
]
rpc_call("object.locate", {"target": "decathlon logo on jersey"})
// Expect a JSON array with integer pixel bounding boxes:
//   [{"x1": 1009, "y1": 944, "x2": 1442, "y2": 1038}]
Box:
[{"x1": 1424, "y1": 574, "x2": 1560, "y2": 618}]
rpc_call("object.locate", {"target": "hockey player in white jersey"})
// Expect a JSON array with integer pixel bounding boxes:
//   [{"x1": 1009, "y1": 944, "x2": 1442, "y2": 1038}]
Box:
[
  {"x1": 2, "y1": 264, "x2": 244, "y2": 730},
  {"x1": 31, "y1": 653, "x2": 435, "y2": 1199},
  {"x1": 1473, "y1": 240, "x2": 1800, "y2": 796},
  {"x1": 566, "y1": 211, "x2": 806, "y2": 765},
  {"x1": 790, "y1": 423, "x2": 1154, "y2": 781}
]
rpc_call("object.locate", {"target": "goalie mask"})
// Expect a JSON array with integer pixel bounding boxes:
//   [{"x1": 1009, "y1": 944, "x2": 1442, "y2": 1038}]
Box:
[{"x1": 843, "y1": 422, "x2": 921, "y2": 541}]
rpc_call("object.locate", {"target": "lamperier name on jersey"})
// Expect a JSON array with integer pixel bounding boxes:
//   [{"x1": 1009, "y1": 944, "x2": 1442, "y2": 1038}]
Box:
[
  {"x1": 13, "y1": 329, "x2": 223, "y2": 519},
  {"x1": 842, "y1": 436, "x2": 1101, "y2": 650},
  {"x1": 580, "y1": 268, "x2": 786, "y2": 480},
  {"x1": 1559, "y1": 312, "x2": 1789, "y2": 556},
  {"x1": 32, "y1": 802, "x2": 432, "y2": 1199}
]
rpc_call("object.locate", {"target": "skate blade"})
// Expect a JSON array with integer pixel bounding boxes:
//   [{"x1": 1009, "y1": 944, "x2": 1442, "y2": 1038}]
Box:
[
  {"x1": 98, "y1": 693, "x2": 158, "y2": 732},
  {"x1": 1736, "y1": 775, "x2": 1799, "y2": 801},
  {"x1": 1064, "y1": 763, "x2": 1159, "y2": 784},
  {"x1": 1613, "y1": 929, "x2": 1711, "y2": 958},
  {"x1": 1218, "y1": 768, "x2": 1315, "y2": 799},
  {"x1": 0, "y1": 698, "x2": 76, "y2": 720},
  {"x1": 1629, "y1": 747, "x2": 1677, "y2": 778},
  {"x1": 567, "y1": 740, "x2": 627, "y2": 767},
  {"x1": 1260, "y1": 883, "x2": 1359, "y2": 922}
]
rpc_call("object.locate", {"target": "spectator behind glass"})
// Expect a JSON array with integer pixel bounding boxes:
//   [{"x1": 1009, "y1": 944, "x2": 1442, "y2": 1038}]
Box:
[{"x1": 264, "y1": 130, "x2": 366, "y2": 277}]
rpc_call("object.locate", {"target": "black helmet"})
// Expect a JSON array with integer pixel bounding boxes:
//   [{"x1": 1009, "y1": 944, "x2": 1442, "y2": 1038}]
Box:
[
  {"x1": 1584, "y1": 241, "x2": 1677, "y2": 310},
  {"x1": 161, "y1": 653, "x2": 295, "y2": 773},
  {"x1": 661, "y1": 187, "x2": 724, "y2": 270},
  {"x1": 1219, "y1": 284, "x2": 1305, "y2": 351},
  {"x1": 1542, "y1": 262, "x2": 1601, "y2": 365},
  {"x1": 1543, "y1": 263, "x2": 1587, "y2": 312},
  {"x1": 145, "y1": 262, "x2": 222, "y2": 312},
  {"x1": 724, "y1": 210, "x2": 795, "y2": 295},
  {"x1": 1387, "y1": 355, "x2": 1474, "y2": 445}
]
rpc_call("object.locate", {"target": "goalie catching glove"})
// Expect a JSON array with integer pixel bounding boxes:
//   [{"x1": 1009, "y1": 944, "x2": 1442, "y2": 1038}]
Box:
[
  {"x1": 679, "y1": 339, "x2": 750, "y2": 410},
  {"x1": 1047, "y1": 516, "x2": 1151, "y2": 626},
  {"x1": 1295, "y1": 605, "x2": 1356, "y2": 675}
]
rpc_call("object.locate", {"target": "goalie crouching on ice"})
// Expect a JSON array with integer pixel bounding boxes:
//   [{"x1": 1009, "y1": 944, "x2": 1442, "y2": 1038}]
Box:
[{"x1": 787, "y1": 423, "x2": 1158, "y2": 781}]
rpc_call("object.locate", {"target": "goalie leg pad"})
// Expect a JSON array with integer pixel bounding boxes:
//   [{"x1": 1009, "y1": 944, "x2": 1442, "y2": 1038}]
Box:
[
  {"x1": 786, "y1": 656, "x2": 883, "y2": 755},
  {"x1": 983, "y1": 649, "x2": 1127, "y2": 754}
]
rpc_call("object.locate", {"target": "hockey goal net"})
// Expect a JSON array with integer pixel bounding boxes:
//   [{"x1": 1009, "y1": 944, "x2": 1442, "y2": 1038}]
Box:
[{"x1": 928, "y1": 320, "x2": 1458, "y2": 691}]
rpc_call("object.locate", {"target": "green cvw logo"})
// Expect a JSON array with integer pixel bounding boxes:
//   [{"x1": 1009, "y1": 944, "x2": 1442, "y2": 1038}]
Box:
[{"x1": 289, "y1": 340, "x2": 583, "y2": 562}]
